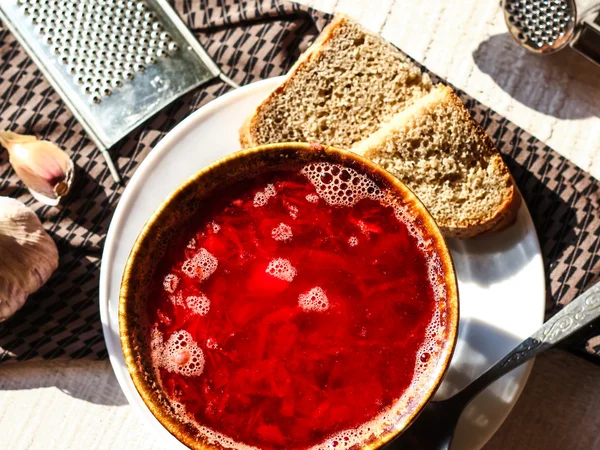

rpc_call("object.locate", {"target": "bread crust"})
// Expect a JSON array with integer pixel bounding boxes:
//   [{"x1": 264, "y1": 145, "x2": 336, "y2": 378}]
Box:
[
  {"x1": 238, "y1": 114, "x2": 254, "y2": 149},
  {"x1": 440, "y1": 173, "x2": 521, "y2": 239},
  {"x1": 438, "y1": 88, "x2": 520, "y2": 238}
]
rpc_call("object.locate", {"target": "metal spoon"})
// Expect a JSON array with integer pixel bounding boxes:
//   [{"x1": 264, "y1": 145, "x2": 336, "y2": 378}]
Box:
[{"x1": 385, "y1": 281, "x2": 600, "y2": 450}]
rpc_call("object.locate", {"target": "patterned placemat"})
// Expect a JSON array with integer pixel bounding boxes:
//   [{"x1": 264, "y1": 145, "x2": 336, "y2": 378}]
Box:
[{"x1": 0, "y1": 0, "x2": 598, "y2": 362}]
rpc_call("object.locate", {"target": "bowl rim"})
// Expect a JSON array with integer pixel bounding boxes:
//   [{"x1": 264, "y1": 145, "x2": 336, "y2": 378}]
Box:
[{"x1": 119, "y1": 142, "x2": 459, "y2": 450}]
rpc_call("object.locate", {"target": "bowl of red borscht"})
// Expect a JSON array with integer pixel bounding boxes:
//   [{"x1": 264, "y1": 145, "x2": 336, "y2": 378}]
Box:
[{"x1": 119, "y1": 142, "x2": 458, "y2": 450}]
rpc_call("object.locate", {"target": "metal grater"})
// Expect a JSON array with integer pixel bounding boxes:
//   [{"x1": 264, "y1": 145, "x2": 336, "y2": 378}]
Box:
[
  {"x1": 503, "y1": 0, "x2": 600, "y2": 67},
  {"x1": 0, "y1": 0, "x2": 238, "y2": 182}
]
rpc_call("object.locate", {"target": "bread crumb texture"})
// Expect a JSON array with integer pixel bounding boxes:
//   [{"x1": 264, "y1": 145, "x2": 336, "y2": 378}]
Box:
[
  {"x1": 354, "y1": 85, "x2": 518, "y2": 238},
  {"x1": 246, "y1": 15, "x2": 432, "y2": 148}
]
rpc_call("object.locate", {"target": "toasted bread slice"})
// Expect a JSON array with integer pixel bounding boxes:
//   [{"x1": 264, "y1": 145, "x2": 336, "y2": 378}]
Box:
[
  {"x1": 352, "y1": 85, "x2": 520, "y2": 238},
  {"x1": 239, "y1": 14, "x2": 432, "y2": 149}
]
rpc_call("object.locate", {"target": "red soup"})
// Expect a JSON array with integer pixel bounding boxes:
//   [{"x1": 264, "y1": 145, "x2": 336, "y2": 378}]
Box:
[{"x1": 147, "y1": 162, "x2": 448, "y2": 449}]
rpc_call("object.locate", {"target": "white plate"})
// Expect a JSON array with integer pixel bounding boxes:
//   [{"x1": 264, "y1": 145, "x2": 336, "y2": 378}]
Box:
[{"x1": 99, "y1": 77, "x2": 545, "y2": 450}]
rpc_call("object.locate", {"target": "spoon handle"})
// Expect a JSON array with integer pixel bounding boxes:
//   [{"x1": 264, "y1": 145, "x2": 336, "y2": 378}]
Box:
[{"x1": 453, "y1": 281, "x2": 600, "y2": 404}]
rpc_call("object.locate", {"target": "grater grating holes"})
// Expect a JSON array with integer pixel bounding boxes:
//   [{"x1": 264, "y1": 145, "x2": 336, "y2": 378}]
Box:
[
  {"x1": 16, "y1": 0, "x2": 179, "y2": 103},
  {"x1": 504, "y1": 0, "x2": 575, "y2": 52}
]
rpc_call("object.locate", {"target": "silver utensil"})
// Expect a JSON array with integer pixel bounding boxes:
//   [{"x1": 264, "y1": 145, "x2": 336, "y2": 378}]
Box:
[
  {"x1": 502, "y1": 0, "x2": 600, "y2": 67},
  {"x1": 0, "y1": 0, "x2": 238, "y2": 182},
  {"x1": 386, "y1": 280, "x2": 600, "y2": 450}
]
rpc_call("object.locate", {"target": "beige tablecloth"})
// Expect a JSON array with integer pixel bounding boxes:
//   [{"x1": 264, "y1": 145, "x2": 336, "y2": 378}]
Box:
[{"x1": 485, "y1": 350, "x2": 600, "y2": 450}]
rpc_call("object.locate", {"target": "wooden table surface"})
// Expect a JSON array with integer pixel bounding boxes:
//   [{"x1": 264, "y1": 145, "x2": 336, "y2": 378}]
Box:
[{"x1": 1, "y1": 0, "x2": 599, "y2": 449}]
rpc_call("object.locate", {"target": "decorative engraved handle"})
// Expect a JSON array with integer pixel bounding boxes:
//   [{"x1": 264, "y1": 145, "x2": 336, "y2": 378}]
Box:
[{"x1": 452, "y1": 282, "x2": 600, "y2": 405}]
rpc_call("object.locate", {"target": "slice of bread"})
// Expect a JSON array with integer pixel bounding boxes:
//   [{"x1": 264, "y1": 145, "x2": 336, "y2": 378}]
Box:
[
  {"x1": 352, "y1": 85, "x2": 520, "y2": 238},
  {"x1": 239, "y1": 14, "x2": 432, "y2": 149}
]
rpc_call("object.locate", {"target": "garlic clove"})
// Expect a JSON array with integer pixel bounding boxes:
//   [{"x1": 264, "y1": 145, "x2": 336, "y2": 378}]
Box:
[
  {"x1": 0, "y1": 131, "x2": 74, "y2": 206},
  {"x1": 0, "y1": 131, "x2": 37, "y2": 145},
  {"x1": 0, "y1": 197, "x2": 59, "y2": 322}
]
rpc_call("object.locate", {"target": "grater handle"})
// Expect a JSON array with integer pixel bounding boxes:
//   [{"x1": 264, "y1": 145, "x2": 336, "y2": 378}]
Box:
[
  {"x1": 219, "y1": 73, "x2": 241, "y2": 89},
  {"x1": 100, "y1": 150, "x2": 122, "y2": 184}
]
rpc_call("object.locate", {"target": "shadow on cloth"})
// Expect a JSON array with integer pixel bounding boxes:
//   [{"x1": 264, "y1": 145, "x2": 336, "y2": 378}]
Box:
[
  {"x1": 0, "y1": 359, "x2": 127, "y2": 406},
  {"x1": 503, "y1": 154, "x2": 579, "y2": 313},
  {"x1": 472, "y1": 33, "x2": 600, "y2": 120}
]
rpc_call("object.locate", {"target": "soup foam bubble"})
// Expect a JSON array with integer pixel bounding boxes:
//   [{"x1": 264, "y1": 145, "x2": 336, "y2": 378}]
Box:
[
  {"x1": 298, "y1": 287, "x2": 329, "y2": 312},
  {"x1": 151, "y1": 329, "x2": 205, "y2": 377},
  {"x1": 163, "y1": 274, "x2": 179, "y2": 293},
  {"x1": 266, "y1": 258, "x2": 296, "y2": 282},
  {"x1": 271, "y1": 223, "x2": 293, "y2": 241},
  {"x1": 288, "y1": 205, "x2": 299, "y2": 219},
  {"x1": 306, "y1": 194, "x2": 319, "y2": 203},
  {"x1": 253, "y1": 184, "x2": 278, "y2": 207},
  {"x1": 186, "y1": 294, "x2": 210, "y2": 316},
  {"x1": 181, "y1": 248, "x2": 218, "y2": 281}
]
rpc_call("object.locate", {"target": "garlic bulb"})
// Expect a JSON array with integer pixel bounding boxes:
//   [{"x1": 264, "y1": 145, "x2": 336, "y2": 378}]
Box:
[
  {"x1": 0, "y1": 131, "x2": 74, "y2": 206},
  {"x1": 0, "y1": 197, "x2": 59, "y2": 321}
]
